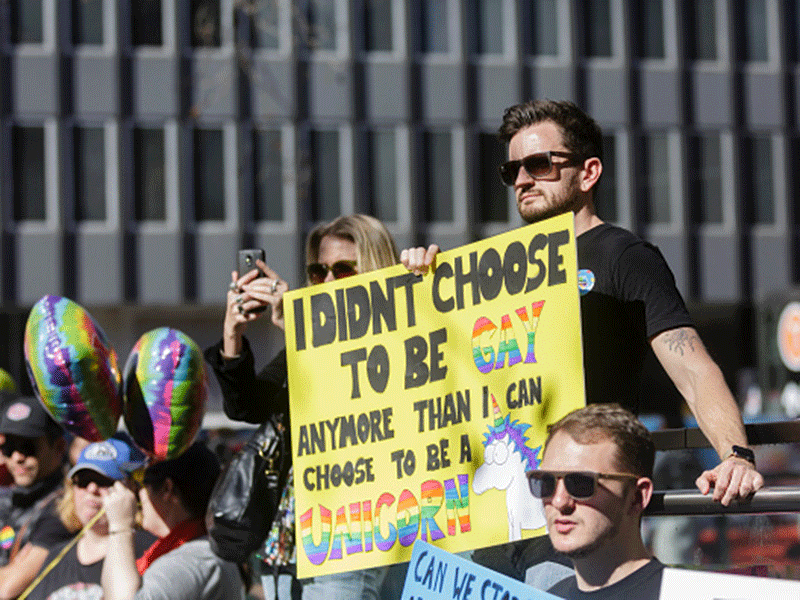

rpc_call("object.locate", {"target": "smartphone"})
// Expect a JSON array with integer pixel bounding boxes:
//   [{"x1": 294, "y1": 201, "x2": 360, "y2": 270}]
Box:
[
  {"x1": 238, "y1": 249, "x2": 266, "y2": 278},
  {"x1": 237, "y1": 249, "x2": 268, "y2": 313}
]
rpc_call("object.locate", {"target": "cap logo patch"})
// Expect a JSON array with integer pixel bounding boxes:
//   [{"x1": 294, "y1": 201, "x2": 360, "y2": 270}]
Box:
[
  {"x1": 84, "y1": 441, "x2": 119, "y2": 461},
  {"x1": 6, "y1": 402, "x2": 31, "y2": 422}
]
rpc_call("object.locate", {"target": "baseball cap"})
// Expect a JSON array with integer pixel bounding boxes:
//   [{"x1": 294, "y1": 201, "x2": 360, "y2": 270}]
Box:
[
  {"x1": 0, "y1": 395, "x2": 63, "y2": 439},
  {"x1": 68, "y1": 433, "x2": 147, "y2": 481}
]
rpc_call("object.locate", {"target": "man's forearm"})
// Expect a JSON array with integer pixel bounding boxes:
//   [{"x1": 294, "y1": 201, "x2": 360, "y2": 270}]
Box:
[{"x1": 651, "y1": 327, "x2": 748, "y2": 457}]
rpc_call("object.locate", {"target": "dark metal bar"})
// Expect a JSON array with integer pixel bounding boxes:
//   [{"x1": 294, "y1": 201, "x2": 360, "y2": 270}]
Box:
[
  {"x1": 645, "y1": 486, "x2": 800, "y2": 516},
  {"x1": 650, "y1": 420, "x2": 800, "y2": 452}
]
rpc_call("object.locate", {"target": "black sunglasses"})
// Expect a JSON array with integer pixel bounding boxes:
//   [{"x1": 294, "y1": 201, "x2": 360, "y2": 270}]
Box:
[
  {"x1": 307, "y1": 260, "x2": 358, "y2": 285},
  {"x1": 72, "y1": 470, "x2": 117, "y2": 489},
  {"x1": 499, "y1": 151, "x2": 581, "y2": 186},
  {"x1": 0, "y1": 436, "x2": 38, "y2": 458},
  {"x1": 526, "y1": 469, "x2": 640, "y2": 499}
]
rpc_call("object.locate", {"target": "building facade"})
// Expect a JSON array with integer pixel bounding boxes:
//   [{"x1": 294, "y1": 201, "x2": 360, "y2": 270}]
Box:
[{"x1": 1, "y1": 0, "x2": 798, "y2": 411}]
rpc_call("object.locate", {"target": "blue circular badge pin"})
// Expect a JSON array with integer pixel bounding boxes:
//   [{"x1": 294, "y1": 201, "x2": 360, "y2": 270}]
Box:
[{"x1": 577, "y1": 269, "x2": 595, "y2": 295}]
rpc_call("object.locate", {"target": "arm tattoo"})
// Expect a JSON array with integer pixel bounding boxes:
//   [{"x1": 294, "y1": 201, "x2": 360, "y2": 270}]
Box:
[{"x1": 661, "y1": 328, "x2": 702, "y2": 356}]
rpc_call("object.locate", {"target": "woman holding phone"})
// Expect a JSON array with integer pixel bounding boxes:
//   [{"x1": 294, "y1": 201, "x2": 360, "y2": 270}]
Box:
[{"x1": 205, "y1": 214, "x2": 399, "y2": 600}]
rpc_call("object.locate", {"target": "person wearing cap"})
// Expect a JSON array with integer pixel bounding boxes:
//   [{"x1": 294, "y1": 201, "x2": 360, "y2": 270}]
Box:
[
  {"x1": 102, "y1": 441, "x2": 244, "y2": 600},
  {"x1": 26, "y1": 433, "x2": 156, "y2": 600},
  {"x1": 0, "y1": 372, "x2": 21, "y2": 488},
  {"x1": 0, "y1": 396, "x2": 73, "y2": 599}
]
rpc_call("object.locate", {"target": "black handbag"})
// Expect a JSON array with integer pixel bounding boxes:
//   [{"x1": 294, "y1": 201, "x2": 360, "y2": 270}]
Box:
[{"x1": 206, "y1": 413, "x2": 290, "y2": 564}]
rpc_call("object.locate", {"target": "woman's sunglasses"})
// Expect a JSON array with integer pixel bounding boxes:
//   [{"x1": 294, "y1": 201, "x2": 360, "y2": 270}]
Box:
[
  {"x1": 526, "y1": 469, "x2": 640, "y2": 499},
  {"x1": 307, "y1": 260, "x2": 358, "y2": 285},
  {"x1": 72, "y1": 470, "x2": 117, "y2": 489},
  {"x1": 498, "y1": 151, "x2": 580, "y2": 186}
]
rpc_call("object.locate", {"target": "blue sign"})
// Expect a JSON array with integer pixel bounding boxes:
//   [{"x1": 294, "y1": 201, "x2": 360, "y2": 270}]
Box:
[{"x1": 401, "y1": 541, "x2": 560, "y2": 600}]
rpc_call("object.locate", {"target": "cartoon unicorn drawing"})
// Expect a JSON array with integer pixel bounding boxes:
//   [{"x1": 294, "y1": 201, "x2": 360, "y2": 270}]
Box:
[{"x1": 473, "y1": 394, "x2": 546, "y2": 541}]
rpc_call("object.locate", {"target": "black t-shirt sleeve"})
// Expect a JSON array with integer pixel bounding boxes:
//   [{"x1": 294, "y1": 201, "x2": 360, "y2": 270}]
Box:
[
  {"x1": 614, "y1": 241, "x2": 693, "y2": 339},
  {"x1": 204, "y1": 337, "x2": 289, "y2": 424}
]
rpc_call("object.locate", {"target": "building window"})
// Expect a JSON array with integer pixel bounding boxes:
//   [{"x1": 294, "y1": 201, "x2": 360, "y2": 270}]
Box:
[
  {"x1": 741, "y1": 0, "x2": 768, "y2": 62},
  {"x1": 364, "y1": 0, "x2": 392, "y2": 51},
  {"x1": 72, "y1": 0, "x2": 103, "y2": 46},
  {"x1": 582, "y1": 0, "x2": 612, "y2": 58},
  {"x1": 689, "y1": 134, "x2": 723, "y2": 225},
  {"x1": 367, "y1": 128, "x2": 397, "y2": 222},
  {"x1": 635, "y1": 0, "x2": 665, "y2": 59},
  {"x1": 641, "y1": 133, "x2": 670, "y2": 224},
  {"x1": 421, "y1": 1, "x2": 448, "y2": 53},
  {"x1": 686, "y1": 0, "x2": 716, "y2": 60},
  {"x1": 423, "y1": 130, "x2": 453, "y2": 222},
  {"x1": 242, "y1": 0, "x2": 279, "y2": 49},
  {"x1": 192, "y1": 0, "x2": 221, "y2": 47},
  {"x1": 307, "y1": 0, "x2": 337, "y2": 51},
  {"x1": 473, "y1": 0, "x2": 503, "y2": 55},
  {"x1": 132, "y1": 0, "x2": 162, "y2": 46},
  {"x1": 194, "y1": 128, "x2": 225, "y2": 221},
  {"x1": 743, "y1": 135, "x2": 774, "y2": 225},
  {"x1": 310, "y1": 130, "x2": 340, "y2": 221},
  {"x1": 253, "y1": 129, "x2": 283, "y2": 221},
  {"x1": 13, "y1": 126, "x2": 46, "y2": 221},
  {"x1": 478, "y1": 133, "x2": 507, "y2": 223},
  {"x1": 74, "y1": 127, "x2": 106, "y2": 222},
  {"x1": 11, "y1": 1, "x2": 43, "y2": 44},
  {"x1": 594, "y1": 135, "x2": 617, "y2": 223},
  {"x1": 524, "y1": 0, "x2": 558, "y2": 57},
  {"x1": 134, "y1": 128, "x2": 166, "y2": 221}
]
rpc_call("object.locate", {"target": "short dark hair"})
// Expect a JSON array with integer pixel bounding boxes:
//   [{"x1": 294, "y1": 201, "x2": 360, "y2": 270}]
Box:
[
  {"x1": 143, "y1": 441, "x2": 220, "y2": 519},
  {"x1": 545, "y1": 403, "x2": 655, "y2": 478},
  {"x1": 498, "y1": 99, "x2": 603, "y2": 163}
]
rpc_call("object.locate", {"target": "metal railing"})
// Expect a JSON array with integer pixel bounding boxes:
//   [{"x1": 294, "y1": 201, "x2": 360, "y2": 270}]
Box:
[{"x1": 645, "y1": 419, "x2": 800, "y2": 517}]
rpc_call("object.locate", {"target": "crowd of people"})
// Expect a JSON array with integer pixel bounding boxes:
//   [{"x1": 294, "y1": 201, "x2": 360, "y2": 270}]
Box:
[{"x1": 0, "y1": 99, "x2": 763, "y2": 600}]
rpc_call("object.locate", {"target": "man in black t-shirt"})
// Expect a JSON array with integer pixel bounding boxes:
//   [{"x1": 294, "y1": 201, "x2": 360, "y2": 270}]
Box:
[
  {"x1": 536, "y1": 404, "x2": 663, "y2": 600},
  {"x1": 400, "y1": 99, "x2": 762, "y2": 585},
  {"x1": 402, "y1": 99, "x2": 761, "y2": 507},
  {"x1": 0, "y1": 396, "x2": 72, "y2": 598}
]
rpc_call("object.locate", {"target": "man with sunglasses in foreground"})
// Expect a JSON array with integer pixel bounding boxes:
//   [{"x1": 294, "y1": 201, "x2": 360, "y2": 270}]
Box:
[
  {"x1": 0, "y1": 395, "x2": 72, "y2": 599},
  {"x1": 529, "y1": 403, "x2": 661, "y2": 599}
]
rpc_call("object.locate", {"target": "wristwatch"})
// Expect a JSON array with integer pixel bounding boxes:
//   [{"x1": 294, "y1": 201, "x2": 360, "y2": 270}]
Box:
[{"x1": 724, "y1": 445, "x2": 756, "y2": 467}]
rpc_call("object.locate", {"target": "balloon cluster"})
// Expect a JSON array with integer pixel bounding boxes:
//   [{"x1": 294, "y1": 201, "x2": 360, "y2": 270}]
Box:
[{"x1": 23, "y1": 295, "x2": 207, "y2": 462}]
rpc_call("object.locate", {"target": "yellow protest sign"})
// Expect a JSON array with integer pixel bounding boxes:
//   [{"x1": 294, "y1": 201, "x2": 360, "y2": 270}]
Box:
[{"x1": 285, "y1": 213, "x2": 585, "y2": 578}]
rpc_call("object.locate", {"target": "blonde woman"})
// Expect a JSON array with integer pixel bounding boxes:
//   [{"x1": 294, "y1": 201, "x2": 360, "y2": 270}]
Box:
[
  {"x1": 27, "y1": 434, "x2": 154, "y2": 600},
  {"x1": 205, "y1": 215, "x2": 399, "y2": 600}
]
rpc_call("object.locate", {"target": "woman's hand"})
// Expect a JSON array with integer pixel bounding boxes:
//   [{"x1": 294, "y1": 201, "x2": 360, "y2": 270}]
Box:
[
  {"x1": 102, "y1": 481, "x2": 137, "y2": 533},
  {"x1": 240, "y1": 259, "x2": 290, "y2": 330},
  {"x1": 222, "y1": 261, "x2": 290, "y2": 358}
]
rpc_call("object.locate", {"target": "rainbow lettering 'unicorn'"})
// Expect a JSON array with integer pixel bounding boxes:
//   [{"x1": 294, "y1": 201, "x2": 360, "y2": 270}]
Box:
[{"x1": 473, "y1": 394, "x2": 546, "y2": 540}]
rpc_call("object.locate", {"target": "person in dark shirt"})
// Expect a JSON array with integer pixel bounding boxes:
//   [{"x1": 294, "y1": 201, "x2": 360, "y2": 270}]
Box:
[
  {"x1": 532, "y1": 403, "x2": 663, "y2": 599},
  {"x1": 0, "y1": 396, "x2": 72, "y2": 599},
  {"x1": 26, "y1": 433, "x2": 155, "y2": 600},
  {"x1": 400, "y1": 99, "x2": 761, "y2": 584},
  {"x1": 402, "y1": 99, "x2": 761, "y2": 504}
]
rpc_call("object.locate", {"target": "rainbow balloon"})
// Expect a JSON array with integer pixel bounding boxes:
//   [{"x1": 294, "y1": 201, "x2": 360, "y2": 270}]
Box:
[
  {"x1": 24, "y1": 295, "x2": 122, "y2": 441},
  {"x1": 123, "y1": 328, "x2": 207, "y2": 461}
]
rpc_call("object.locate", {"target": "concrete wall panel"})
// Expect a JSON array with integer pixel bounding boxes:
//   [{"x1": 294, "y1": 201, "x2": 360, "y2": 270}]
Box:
[
  {"x1": 17, "y1": 233, "x2": 62, "y2": 305},
  {"x1": 74, "y1": 56, "x2": 118, "y2": 116},
  {"x1": 77, "y1": 233, "x2": 122, "y2": 304}
]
